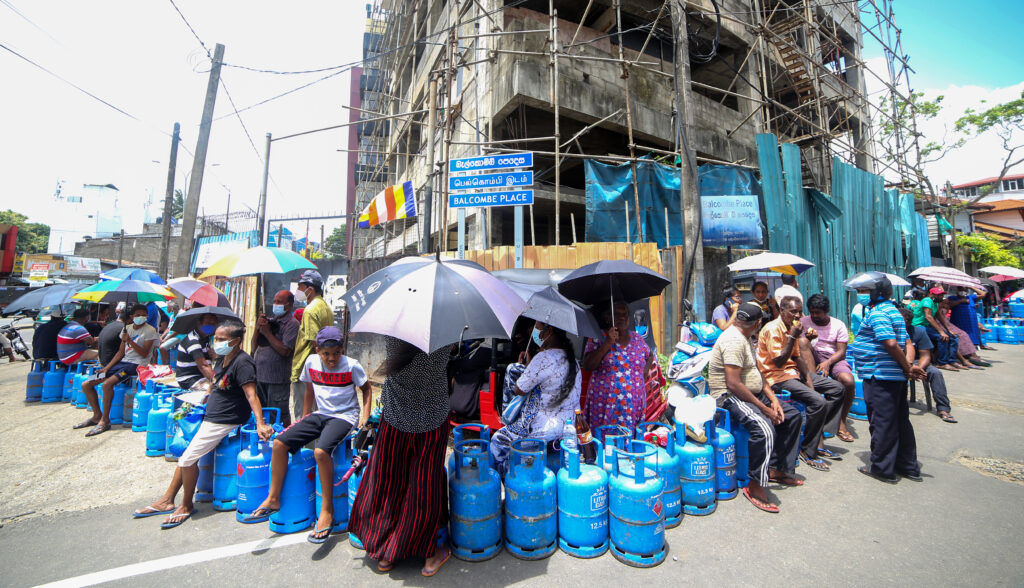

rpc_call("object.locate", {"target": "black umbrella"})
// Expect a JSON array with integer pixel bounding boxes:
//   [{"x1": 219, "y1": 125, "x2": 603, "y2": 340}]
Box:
[
  {"x1": 2, "y1": 283, "x2": 86, "y2": 316},
  {"x1": 170, "y1": 306, "x2": 240, "y2": 334},
  {"x1": 522, "y1": 286, "x2": 603, "y2": 339},
  {"x1": 557, "y1": 260, "x2": 670, "y2": 318}
]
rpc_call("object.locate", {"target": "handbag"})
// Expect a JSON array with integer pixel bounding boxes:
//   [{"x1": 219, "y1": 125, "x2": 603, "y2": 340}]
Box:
[{"x1": 501, "y1": 394, "x2": 526, "y2": 425}]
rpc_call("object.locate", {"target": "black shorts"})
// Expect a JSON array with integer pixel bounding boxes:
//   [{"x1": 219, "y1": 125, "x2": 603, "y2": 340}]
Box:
[
  {"x1": 107, "y1": 362, "x2": 139, "y2": 382},
  {"x1": 277, "y1": 413, "x2": 354, "y2": 454}
]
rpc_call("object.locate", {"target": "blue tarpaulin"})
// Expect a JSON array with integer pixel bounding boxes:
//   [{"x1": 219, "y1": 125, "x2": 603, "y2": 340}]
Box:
[{"x1": 584, "y1": 157, "x2": 681, "y2": 249}]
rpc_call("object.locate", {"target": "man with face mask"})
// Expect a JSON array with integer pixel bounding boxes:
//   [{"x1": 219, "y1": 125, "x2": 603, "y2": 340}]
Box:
[
  {"x1": 251, "y1": 290, "x2": 299, "y2": 426},
  {"x1": 174, "y1": 308, "x2": 218, "y2": 390},
  {"x1": 290, "y1": 270, "x2": 334, "y2": 418}
]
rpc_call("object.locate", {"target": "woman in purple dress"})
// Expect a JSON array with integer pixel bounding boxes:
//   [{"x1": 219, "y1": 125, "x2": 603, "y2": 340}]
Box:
[{"x1": 582, "y1": 301, "x2": 654, "y2": 431}]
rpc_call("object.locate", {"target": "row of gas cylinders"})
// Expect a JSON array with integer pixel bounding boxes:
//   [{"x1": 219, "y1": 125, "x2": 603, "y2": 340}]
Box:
[
  {"x1": 26, "y1": 360, "x2": 133, "y2": 424},
  {"x1": 447, "y1": 411, "x2": 739, "y2": 569},
  {"x1": 981, "y1": 318, "x2": 1023, "y2": 344}
]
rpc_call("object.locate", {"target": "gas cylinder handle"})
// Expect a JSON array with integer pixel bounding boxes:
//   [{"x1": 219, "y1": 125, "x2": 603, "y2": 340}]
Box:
[{"x1": 509, "y1": 438, "x2": 545, "y2": 481}]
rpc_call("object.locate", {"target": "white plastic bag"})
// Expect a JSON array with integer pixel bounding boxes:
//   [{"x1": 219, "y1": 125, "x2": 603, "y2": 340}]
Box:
[{"x1": 672, "y1": 394, "x2": 717, "y2": 438}]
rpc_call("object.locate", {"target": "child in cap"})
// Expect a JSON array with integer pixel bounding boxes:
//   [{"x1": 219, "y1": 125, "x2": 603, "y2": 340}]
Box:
[{"x1": 244, "y1": 325, "x2": 372, "y2": 544}]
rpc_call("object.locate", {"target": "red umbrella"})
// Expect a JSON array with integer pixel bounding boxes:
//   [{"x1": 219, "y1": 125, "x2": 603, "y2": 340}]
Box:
[{"x1": 166, "y1": 278, "x2": 231, "y2": 308}]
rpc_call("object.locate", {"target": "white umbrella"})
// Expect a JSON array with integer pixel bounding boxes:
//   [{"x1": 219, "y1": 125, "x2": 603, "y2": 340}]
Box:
[
  {"x1": 909, "y1": 266, "x2": 972, "y2": 279},
  {"x1": 883, "y1": 273, "x2": 912, "y2": 287},
  {"x1": 726, "y1": 252, "x2": 814, "y2": 275},
  {"x1": 979, "y1": 266, "x2": 1024, "y2": 282},
  {"x1": 916, "y1": 274, "x2": 984, "y2": 289}
]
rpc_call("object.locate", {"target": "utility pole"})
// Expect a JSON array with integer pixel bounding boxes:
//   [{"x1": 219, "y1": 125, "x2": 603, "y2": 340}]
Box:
[
  {"x1": 224, "y1": 189, "x2": 231, "y2": 233},
  {"x1": 158, "y1": 122, "x2": 180, "y2": 279},
  {"x1": 670, "y1": 3, "x2": 707, "y2": 320},
  {"x1": 257, "y1": 133, "x2": 271, "y2": 245},
  {"x1": 117, "y1": 230, "x2": 125, "y2": 268},
  {"x1": 174, "y1": 43, "x2": 224, "y2": 277},
  {"x1": 421, "y1": 76, "x2": 437, "y2": 254},
  {"x1": 320, "y1": 224, "x2": 325, "y2": 258}
]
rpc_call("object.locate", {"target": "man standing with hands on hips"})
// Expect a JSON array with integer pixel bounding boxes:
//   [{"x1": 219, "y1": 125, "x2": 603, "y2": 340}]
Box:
[
  {"x1": 290, "y1": 270, "x2": 334, "y2": 419},
  {"x1": 849, "y1": 273, "x2": 927, "y2": 483}
]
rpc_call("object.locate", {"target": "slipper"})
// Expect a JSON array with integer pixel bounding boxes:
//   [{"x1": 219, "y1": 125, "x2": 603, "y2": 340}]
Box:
[
  {"x1": 160, "y1": 511, "x2": 193, "y2": 529},
  {"x1": 799, "y1": 454, "x2": 831, "y2": 471},
  {"x1": 421, "y1": 546, "x2": 451, "y2": 577},
  {"x1": 768, "y1": 473, "x2": 804, "y2": 486},
  {"x1": 836, "y1": 430, "x2": 855, "y2": 443},
  {"x1": 742, "y1": 486, "x2": 779, "y2": 513},
  {"x1": 817, "y1": 447, "x2": 843, "y2": 461},
  {"x1": 73, "y1": 419, "x2": 98, "y2": 430},
  {"x1": 85, "y1": 423, "x2": 111, "y2": 437},
  {"x1": 377, "y1": 561, "x2": 394, "y2": 573},
  {"x1": 242, "y1": 507, "x2": 278, "y2": 523},
  {"x1": 132, "y1": 505, "x2": 175, "y2": 518},
  {"x1": 938, "y1": 412, "x2": 958, "y2": 423},
  {"x1": 858, "y1": 465, "x2": 897, "y2": 484},
  {"x1": 307, "y1": 522, "x2": 332, "y2": 544}
]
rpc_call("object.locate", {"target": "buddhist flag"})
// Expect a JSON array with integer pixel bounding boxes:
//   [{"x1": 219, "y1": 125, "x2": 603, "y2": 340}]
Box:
[{"x1": 357, "y1": 181, "x2": 417, "y2": 228}]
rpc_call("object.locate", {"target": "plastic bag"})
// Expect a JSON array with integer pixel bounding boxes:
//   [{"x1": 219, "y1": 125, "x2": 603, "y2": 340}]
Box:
[
  {"x1": 136, "y1": 364, "x2": 174, "y2": 386},
  {"x1": 672, "y1": 394, "x2": 717, "y2": 438},
  {"x1": 689, "y1": 322, "x2": 722, "y2": 346}
]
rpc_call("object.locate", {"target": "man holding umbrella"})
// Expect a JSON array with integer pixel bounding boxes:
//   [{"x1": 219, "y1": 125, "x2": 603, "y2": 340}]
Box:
[{"x1": 290, "y1": 270, "x2": 334, "y2": 419}]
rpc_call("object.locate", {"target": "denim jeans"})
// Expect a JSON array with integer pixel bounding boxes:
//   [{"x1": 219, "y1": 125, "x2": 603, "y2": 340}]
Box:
[{"x1": 924, "y1": 326, "x2": 959, "y2": 366}]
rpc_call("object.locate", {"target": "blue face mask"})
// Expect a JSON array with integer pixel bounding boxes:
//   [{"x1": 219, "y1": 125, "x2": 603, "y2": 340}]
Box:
[
  {"x1": 531, "y1": 327, "x2": 545, "y2": 347},
  {"x1": 200, "y1": 324, "x2": 216, "y2": 336},
  {"x1": 271, "y1": 304, "x2": 286, "y2": 318},
  {"x1": 635, "y1": 325, "x2": 648, "y2": 338},
  {"x1": 211, "y1": 339, "x2": 234, "y2": 356},
  {"x1": 857, "y1": 293, "x2": 872, "y2": 306}
]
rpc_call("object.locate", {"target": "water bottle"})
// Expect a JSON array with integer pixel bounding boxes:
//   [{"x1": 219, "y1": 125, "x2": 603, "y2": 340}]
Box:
[{"x1": 562, "y1": 419, "x2": 577, "y2": 454}]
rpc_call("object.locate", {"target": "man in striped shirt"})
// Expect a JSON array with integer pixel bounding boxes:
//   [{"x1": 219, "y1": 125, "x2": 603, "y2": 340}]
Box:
[
  {"x1": 174, "y1": 312, "x2": 218, "y2": 389},
  {"x1": 57, "y1": 308, "x2": 98, "y2": 365},
  {"x1": 849, "y1": 275, "x2": 927, "y2": 483}
]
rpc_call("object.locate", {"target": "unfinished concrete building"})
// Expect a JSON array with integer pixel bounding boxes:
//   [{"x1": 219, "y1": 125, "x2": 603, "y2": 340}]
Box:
[{"x1": 350, "y1": 0, "x2": 874, "y2": 259}]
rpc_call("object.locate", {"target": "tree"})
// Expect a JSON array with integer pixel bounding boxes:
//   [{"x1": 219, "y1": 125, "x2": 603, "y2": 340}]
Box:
[
  {"x1": 956, "y1": 90, "x2": 1024, "y2": 201},
  {"x1": 956, "y1": 234, "x2": 1020, "y2": 269},
  {"x1": 0, "y1": 209, "x2": 50, "y2": 254},
  {"x1": 322, "y1": 224, "x2": 347, "y2": 259},
  {"x1": 172, "y1": 189, "x2": 185, "y2": 219}
]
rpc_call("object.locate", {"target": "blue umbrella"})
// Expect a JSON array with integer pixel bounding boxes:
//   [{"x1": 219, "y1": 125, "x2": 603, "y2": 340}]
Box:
[
  {"x1": 100, "y1": 267, "x2": 166, "y2": 284},
  {"x1": 2, "y1": 283, "x2": 86, "y2": 316}
]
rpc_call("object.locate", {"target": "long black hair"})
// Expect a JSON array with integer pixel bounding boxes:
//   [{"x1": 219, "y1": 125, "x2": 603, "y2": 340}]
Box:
[{"x1": 544, "y1": 325, "x2": 579, "y2": 404}]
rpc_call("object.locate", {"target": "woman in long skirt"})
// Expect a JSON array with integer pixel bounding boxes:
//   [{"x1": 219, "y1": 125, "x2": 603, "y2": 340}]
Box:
[{"x1": 348, "y1": 336, "x2": 452, "y2": 576}]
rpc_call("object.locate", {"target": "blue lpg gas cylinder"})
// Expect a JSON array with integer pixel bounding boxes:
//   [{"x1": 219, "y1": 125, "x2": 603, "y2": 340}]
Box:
[
  {"x1": 237, "y1": 425, "x2": 273, "y2": 523},
  {"x1": 315, "y1": 436, "x2": 353, "y2": 533},
  {"x1": 674, "y1": 416, "x2": 716, "y2": 516},
  {"x1": 269, "y1": 448, "x2": 316, "y2": 534},
  {"x1": 557, "y1": 439, "x2": 608, "y2": 558},
  {"x1": 212, "y1": 426, "x2": 242, "y2": 511},
  {"x1": 778, "y1": 391, "x2": 806, "y2": 467},
  {"x1": 26, "y1": 360, "x2": 46, "y2": 402},
  {"x1": 109, "y1": 380, "x2": 127, "y2": 426},
  {"x1": 195, "y1": 452, "x2": 214, "y2": 502},
  {"x1": 348, "y1": 434, "x2": 370, "y2": 550},
  {"x1": 121, "y1": 379, "x2": 136, "y2": 428},
  {"x1": 165, "y1": 409, "x2": 184, "y2": 462},
  {"x1": 145, "y1": 393, "x2": 172, "y2": 457},
  {"x1": 41, "y1": 361, "x2": 65, "y2": 403},
  {"x1": 449, "y1": 439, "x2": 503, "y2": 562},
  {"x1": 596, "y1": 425, "x2": 631, "y2": 475},
  {"x1": 61, "y1": 363, "x2": 76, "y2": 403},
  {"x1": 608, "y1": 441, "x2": 666, "y2": 568},
  {"x1": 711, "y1": 408, "x2": 737, "y2": 500},
  {"x1": 69, "y1": 362, "x2": 88, "y2": 404},
  {"x1": 132, "y1": 380, "x2": 154, "y2": 432},
  {"x1": 730, "y1": 415, "x2": 750, "y2": 489},
  {"x1": 850, "y1": 377, "x2": 868, "y2": 420},
  {"x1": 634, "y1": 422, "x2": 682, "y2": 528},
  {"x1": 448, "y1": 423, "x2": 491, "y2": 479},
  {"x1": 75, "y1": 366, "x2": 97, "y2": 408},
  {"x1": 504, "y1": 438, "x2": 558, "y2": 560}
]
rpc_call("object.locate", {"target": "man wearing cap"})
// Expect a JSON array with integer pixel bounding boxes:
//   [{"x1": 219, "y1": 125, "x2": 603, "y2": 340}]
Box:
[
  {"x1": 913, "y1": 286, "x2": 959, "y2": 370},
  {"x1": 290, "y1": 270, "x2": 335, "y2": 418},
  {"x1": 756, "y1": 296, "x2": 846, "y2": 473},
  {"x1": 708, "y1": 303, "x2": 802, "y2": 512},
  {"x1": 250, "y1": 290, "x2": 299, "y2": 426}
]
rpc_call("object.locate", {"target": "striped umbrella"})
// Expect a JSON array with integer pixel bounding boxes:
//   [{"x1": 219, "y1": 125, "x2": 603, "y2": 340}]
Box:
[
  {"x1": 166, "y1": 277, "x2": 231, "y2": 308},
  {"x1": 72, "y1": 279, "x2": 175, "y2": 304},
  {"x1": 979, "y1": 266, "x2": 1024, "y2": 282},
  {"x1": 198, "y1": 246, "x2": 317, "y2": 278},
  {"x1": 726, "y1": 252, "x2": 814, "y2": 275},
  {"x1": 99, "y1": 267, "x2": 166, "y2": 284}
]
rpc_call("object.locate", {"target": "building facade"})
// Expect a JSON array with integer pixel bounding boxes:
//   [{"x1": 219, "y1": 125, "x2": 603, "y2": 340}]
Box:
[{"x1": 47, "y1": 183, "x2": 124, "y2": 255}]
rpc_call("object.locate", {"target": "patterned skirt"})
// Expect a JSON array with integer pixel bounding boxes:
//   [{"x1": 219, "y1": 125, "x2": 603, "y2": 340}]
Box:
[{"x1": 348, "y1": 418, "x2": 451, "y2": 562}]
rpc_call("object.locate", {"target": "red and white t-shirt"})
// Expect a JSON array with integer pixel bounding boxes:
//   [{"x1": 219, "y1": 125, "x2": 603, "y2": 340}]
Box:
[{"x1": 300, "y1": 354, "x2": 367, "y2": 424}]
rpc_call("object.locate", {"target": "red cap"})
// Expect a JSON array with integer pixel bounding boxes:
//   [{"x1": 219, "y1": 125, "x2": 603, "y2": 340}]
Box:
[{"x1": 929, "y1": 287, "x2": 945, "y2": 295}]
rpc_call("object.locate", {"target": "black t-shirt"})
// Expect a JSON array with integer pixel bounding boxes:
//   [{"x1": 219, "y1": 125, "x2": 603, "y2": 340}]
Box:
[
  {"x1": 205, "y1": 351, "x2": 257, "y2": 425},
  {"x1": 908, "y1": 325, "x2": 933, "y2": 362},
  {"x1": 98, "y1": 320, "x2": 124, "y2": 366},
  {"x1": 32, "y1": 318, "x2": 65, "y2": 360}
]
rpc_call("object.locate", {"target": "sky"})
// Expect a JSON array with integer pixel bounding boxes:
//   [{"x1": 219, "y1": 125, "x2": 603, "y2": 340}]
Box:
[
  {"x1": 2, "y1": 0, "x2": 1022, "y2": 244},
  {"x1": 1, "y1": 0, "x2": 366, "y2": 240}
]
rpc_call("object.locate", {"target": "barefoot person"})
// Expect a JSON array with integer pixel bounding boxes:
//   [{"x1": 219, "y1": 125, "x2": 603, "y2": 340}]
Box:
[
  {"x1": 132, "y1": 320, "x2": 273, "y2": 528},
  {"x1": 244, "y1": 327, "x2": 372, "y2": 544}
]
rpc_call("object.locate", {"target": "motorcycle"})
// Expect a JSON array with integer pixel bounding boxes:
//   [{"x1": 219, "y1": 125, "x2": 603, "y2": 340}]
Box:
[{"x1": 1, "y1": 317, "x2": 31, "y2": 360}]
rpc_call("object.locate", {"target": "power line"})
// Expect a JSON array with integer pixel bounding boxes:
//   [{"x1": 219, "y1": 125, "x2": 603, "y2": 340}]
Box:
[
  {"x1": 1, "y1": 0, "x2": 62, "y2": 45},
  {"x1": 167, "y1": 0, "x2": 210, "y2": 57}
]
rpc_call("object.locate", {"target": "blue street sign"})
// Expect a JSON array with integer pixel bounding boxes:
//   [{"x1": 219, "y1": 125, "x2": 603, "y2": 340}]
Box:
[
  {"x1": 448, "y1": 152, "x2": 533, "y2": 173},
  {"x1": 448, "y1": 190, "x2": 534, "y2": 209},
  {"x1": 449, "y1": 171, "x2": 533, "y2": 192}
]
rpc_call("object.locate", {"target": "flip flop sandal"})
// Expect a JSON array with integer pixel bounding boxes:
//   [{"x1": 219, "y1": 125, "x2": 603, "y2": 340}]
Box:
[
  {"x1": 242, "y1": 507, "x2": 279, "y2": 523},
  {"x1": 377, "y1": 561, "x2": 394, "y2": 573},
  {"x1": 421, "y1": 547, "x2": 451, "y2": 577},
  {"x1": 939, "y1": 413, "x2": 958, "y2": 423},
  {"x1": 85, "y1": 423, "x2": 111, "y2": 437},
  {"x1": 768, "y1": 474, "x2": 804, "y2": 486},
  {"x1": 817, "y1": 448, "x2": 843, "y2": 461},
  {"x1": 742, "y1": 486, "x2": 779, "y2": 513},
  {"x1": 858, "y1": 465, "x2": 897, "y2": 484},
  {"x1": 837, "y1": 431, "x2": 855, "y2": 443},
  {"x1": 799, "y1": 454, "x2": 830, "y2": 471},
  {"x1": 73, "y1": 419, "x2": 98, "y2": 430},
  {"x1": 160, "y1": 511, "x2": 193, "y2": 530},
  {"x1": 133, "y1": 506, "x2": 175, "y2": 519},
  {"x1": 307, "y1": 523, "x2": 333, "y2": 545}
]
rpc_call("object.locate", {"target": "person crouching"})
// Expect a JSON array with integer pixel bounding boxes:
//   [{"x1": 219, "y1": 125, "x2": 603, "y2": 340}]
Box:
[{"x1": 244, "y1": 326, "x2": 372, "y2": 544}]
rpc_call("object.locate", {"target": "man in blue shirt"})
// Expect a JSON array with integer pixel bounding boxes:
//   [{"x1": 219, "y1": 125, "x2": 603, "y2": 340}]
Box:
[{"x1": 849, "y1": 274, "x2": 926, "y2": 483}]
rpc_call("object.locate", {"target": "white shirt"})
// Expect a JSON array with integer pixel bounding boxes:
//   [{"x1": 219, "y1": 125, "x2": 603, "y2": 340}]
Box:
[{"x1": 300, "y1": 354, "x2": 367, "y2": 424}]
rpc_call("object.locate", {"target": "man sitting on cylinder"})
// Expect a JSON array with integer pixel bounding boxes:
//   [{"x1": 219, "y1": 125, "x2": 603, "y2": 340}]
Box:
[
  {"x1": 244, "y1": 326, "x2": 372, "y2": 544},
  {"x1": 708, "y1": 303, "x2": 802, "y2": 513}
]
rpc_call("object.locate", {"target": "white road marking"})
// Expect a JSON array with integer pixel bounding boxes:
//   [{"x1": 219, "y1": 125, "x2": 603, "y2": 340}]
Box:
[{"x1": 35, "y1": 533, "x2": 311, "y2": 587}]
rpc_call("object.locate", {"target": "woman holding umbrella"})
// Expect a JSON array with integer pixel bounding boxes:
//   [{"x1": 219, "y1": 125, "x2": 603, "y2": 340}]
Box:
[{"x1": 582, "y1": 301, "x2": 654, "y2": 431}]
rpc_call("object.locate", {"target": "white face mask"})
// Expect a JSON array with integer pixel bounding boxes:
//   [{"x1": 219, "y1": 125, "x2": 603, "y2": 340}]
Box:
[{"x1": 293, "y1": 287, "x2": 308, "y2": 304}]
